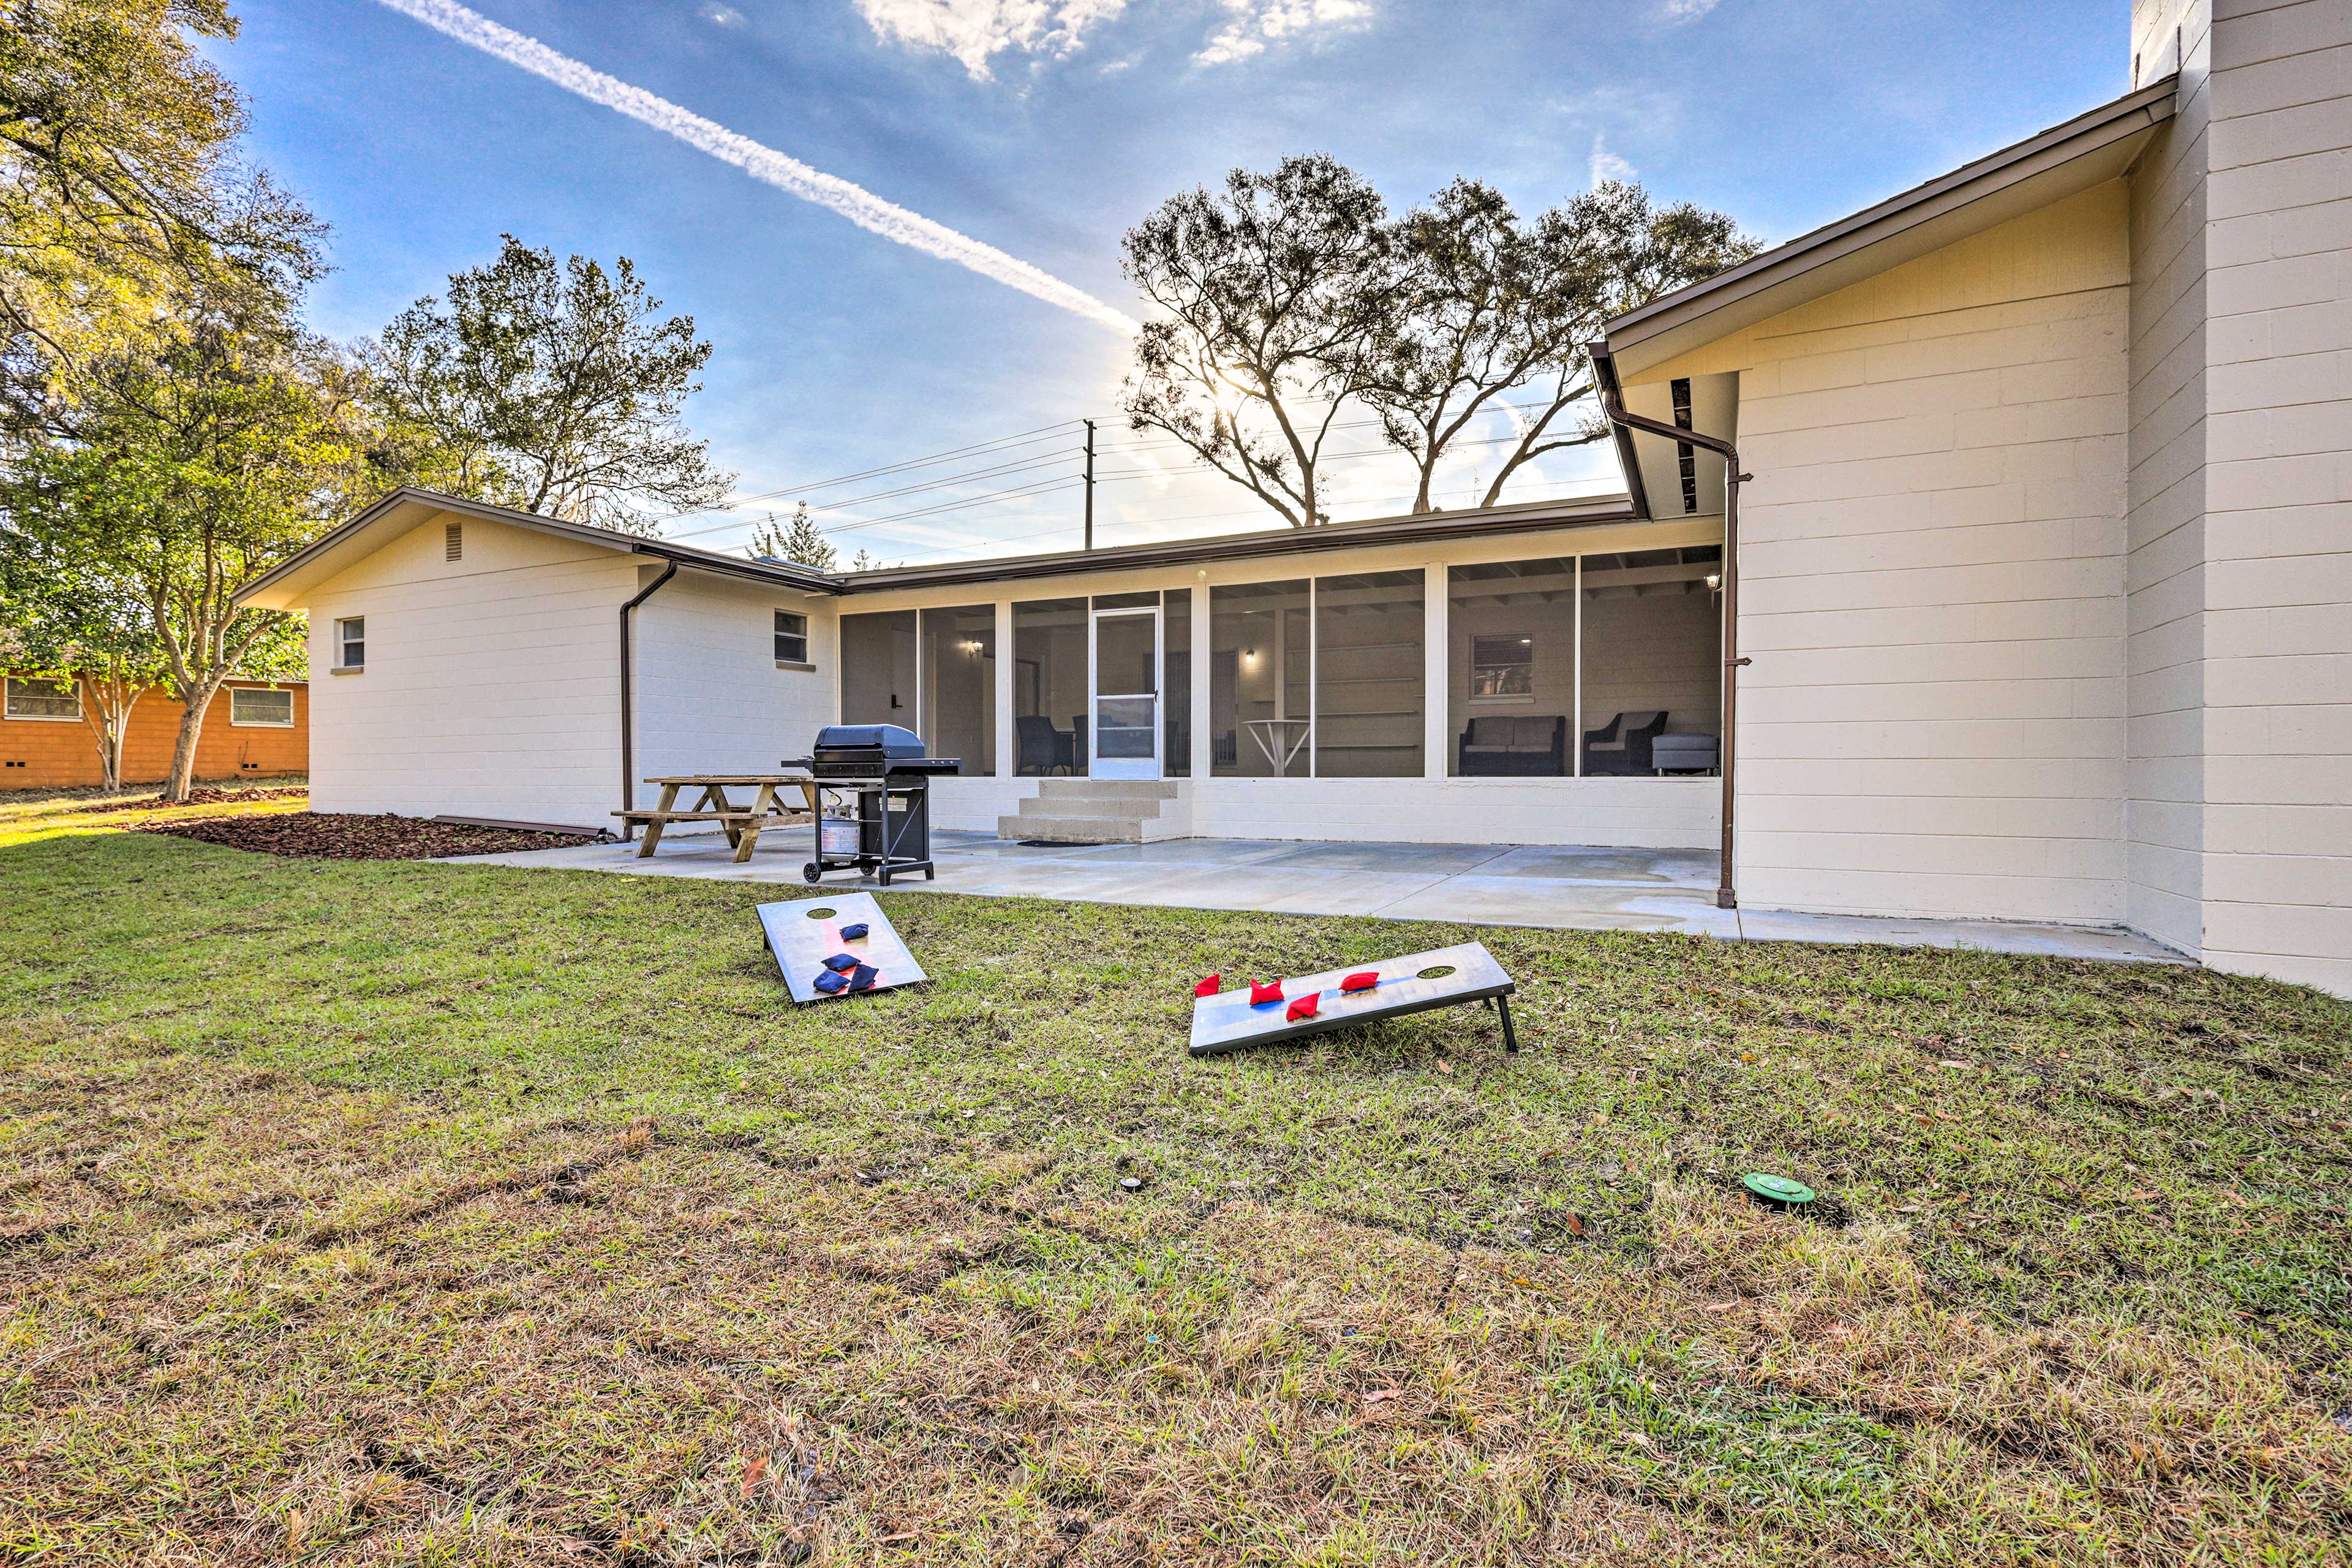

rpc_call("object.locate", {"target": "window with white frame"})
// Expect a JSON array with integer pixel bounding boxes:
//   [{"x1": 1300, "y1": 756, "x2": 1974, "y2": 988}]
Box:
[
  {"x1": 230, "y1": 687, "x2": 294, "y2": 727},
  {"x1": 4, "y1": 677, "x2": 80, "y2": 720},
  {"x1": 334, "y1": 616, "x2": 364, "y2": 669},
  {"x1": 774, "y1": 609, "x2": 810, "y2": 665},
  {"x1": 1470, "y1": 633, "x2": 1536, "y2": 698}
]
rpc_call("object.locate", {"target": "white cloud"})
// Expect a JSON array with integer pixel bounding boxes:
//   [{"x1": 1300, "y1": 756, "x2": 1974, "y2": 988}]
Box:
[
  {"x1": 1658, "y1": 0, "x2": 1721, "y2": 23},
  {"x1": 1588, "y1": 132, "x2": 1635, "y2": 187},
  {"x1": 853, "y1": 0, "x2": 1129, "y2": 80},
  {"x1": 699, "y1": 2, "x2": 745, "y2": 23},
  {"x1": 372, "y1": 0, "x2": 1142, "y2": 335},
  {"x1": 1195, "y1": 0, "x2": 1373, "y2": 66}
]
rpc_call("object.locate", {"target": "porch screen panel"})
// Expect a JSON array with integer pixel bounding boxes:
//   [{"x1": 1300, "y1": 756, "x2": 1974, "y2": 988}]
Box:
[
  {"x1": 1012, "y1": 598, "x2": 1088, "y2": 777},
  {"x1": 1313, "y1": 570, "x2": 1423, "y2": 778},
  {"x1": 1578, "y1": 545, "x2": 1723, "y2": 777},
  {"x1": 919, "y1": 604, "x2": 996, "y2": 775},
  {"x1": 1447, "y1": 558, "x2": 1577, "y2": 778},
  {"x1": 1210, "y1": 579, "x2": 1310, "y2": 778},
  {"x1": 1162, "y1": 589, "x2": 1191, "y2": 778},
  {"x1": 840, "y1": 611, "x2": 916, "y2": 729}
]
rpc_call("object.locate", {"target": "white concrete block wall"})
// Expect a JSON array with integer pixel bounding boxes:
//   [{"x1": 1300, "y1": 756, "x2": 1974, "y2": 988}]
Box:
[
  {"x1": 304, "y1": 514, "x2": 637, "y2": 829},
  {"x1": 1634, "y1": 186, "x2": 2135, "y2": 925},
  {"x1": 632, "y1": 571, "x2": 838, "y2": 812},
  {"x1": 2194, "y1": 0, "x2": 2352, "y2": 994}
]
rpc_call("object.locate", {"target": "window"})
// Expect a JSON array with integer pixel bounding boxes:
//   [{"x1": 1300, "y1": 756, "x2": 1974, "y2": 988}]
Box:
[
  {"x1": 4, "y1": 677, "x2": 80, "y2": 721},
  {"x1": 1471, "y1": 634, "x2": 1536, "y2": 697},
  {"x1": 1161, "y1": 589, "x2": 1191, "y2": 778},
  {"x1": 1449, "y1": 559, "x2": 1576, "y2": 777},
  {"x1": 774, "y1": 609, "x2": 810, "y2": 665},
  {"x1": 919, "y1": 605, "x2": 995, "y2": 775},
  {"x1": 1210, "y1": 579, "x2": 1310, "y2": 777},
  {"x1": 1579, "y1": 545, "x2": 1722, "y2": 777},
  {"x1": 1013, "y1": 598, "x2": 1088, "y2": 776},
  {"x1": 334, "y1": 617, "x2": 365, "y2": 670},
  {"x1": 1314, "y1": 570, "x2": 1424, "y2": 778},
  {"x1": 445, "y1": 522, "x2": 464, "y2": 561},
  {"x1": 230, "y1": 688, "x2": 294, "y2": 727}
]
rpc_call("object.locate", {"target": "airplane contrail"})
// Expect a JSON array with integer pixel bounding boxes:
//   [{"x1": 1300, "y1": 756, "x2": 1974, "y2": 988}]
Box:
[{"x1": 371, "y1": 0, "x2": 1144, "y2": 336}]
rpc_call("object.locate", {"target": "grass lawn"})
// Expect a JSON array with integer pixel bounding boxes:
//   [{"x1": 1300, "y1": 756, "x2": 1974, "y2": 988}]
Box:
[{"x1": 3, "y1": 786, "x2": 2350, "y2": 1565}]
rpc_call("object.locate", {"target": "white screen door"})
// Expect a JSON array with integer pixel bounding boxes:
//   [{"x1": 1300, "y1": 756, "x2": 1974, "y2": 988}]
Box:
[{"x1": 1090, "y1": 605, "x2": 1159, "y2": 780}]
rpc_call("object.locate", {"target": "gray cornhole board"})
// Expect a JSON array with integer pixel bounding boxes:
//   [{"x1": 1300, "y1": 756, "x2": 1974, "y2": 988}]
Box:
[
  {"x1": 1188, "y1": 940, "x2": 1517, "y2": 1057},
  {"x1": 759, "y1": 892, "x2": 926, "y2": 1003}
]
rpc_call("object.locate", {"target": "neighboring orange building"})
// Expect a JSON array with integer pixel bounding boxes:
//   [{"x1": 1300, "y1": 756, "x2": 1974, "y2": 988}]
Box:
[{"x1": 1, "y1": 674, "x2": 308, "y2": 789}]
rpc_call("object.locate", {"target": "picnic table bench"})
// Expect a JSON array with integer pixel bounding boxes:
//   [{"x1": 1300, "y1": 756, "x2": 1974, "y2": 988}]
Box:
[{"x1": 614, "y1": 774, "x2": 820, "y2": 863}]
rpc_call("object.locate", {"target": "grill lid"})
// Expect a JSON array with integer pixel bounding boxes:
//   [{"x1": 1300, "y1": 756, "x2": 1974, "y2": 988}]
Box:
[{"x1": 814, "y1": 723, "x2": 927, "y2": 758}]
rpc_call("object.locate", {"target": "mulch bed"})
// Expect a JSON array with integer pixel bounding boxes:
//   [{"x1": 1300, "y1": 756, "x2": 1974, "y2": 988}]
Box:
[
  {"x1": 137, "y1": 812, "x2": 597, "y2": 861},
  {"x1": 86, "y1": 786, "x2": 309, "y2": 814}
]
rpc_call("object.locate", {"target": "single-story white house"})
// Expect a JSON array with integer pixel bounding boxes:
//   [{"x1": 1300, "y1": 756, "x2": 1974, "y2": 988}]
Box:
[{"x1": 236, "y1": 0, "x2": 2349, "y2": 997}]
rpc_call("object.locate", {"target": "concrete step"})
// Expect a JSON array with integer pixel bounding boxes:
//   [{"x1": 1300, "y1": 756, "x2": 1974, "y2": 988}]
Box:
[
  {"x1": 1016, "y1": 793, "x2": 1161, "y2": 820},
  {"x1": 1035, "y1": 778, "x2": 1182, "y2": 801},
  {"x1": 996, "y1": 813, "x2": 1145, "y2": 843}
]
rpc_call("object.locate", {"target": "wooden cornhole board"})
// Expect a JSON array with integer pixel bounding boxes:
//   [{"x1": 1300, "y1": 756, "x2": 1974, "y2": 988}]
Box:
[
  {"x1": 758, "y1": 892, "x2": 926, "y2": 1004},
  {"x1": 1187, "y1": 940, "x2": 1518, "y2": 1058}
]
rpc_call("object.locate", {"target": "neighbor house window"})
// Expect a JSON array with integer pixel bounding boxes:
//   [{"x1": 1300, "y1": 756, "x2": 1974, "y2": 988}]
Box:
[
  {"x1": 334, "y1": 617, "x2": 364, "y2": 670},
  {"x1": 4, "y1": 677, "x2": 80, "y2": 720},
  {"x1": 1471, "y1": 633, "x2": 1536, "y2": 697},
  {"x1": 774, "y1": 609, "x2": 810, "y2": 665},
  {"x1": 230, "y1": 688, "x2": 294, "y2": 727}
]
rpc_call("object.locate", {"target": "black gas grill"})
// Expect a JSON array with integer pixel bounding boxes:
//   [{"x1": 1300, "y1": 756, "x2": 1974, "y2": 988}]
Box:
[{"x1": 786, "y1": 725, "x2": 959, "y2": 885}]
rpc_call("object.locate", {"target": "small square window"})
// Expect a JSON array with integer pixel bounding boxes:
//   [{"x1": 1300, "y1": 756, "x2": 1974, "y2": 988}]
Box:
[
  {"x1": 774, "y1": 609, "x2": 810, "y2": 665},
  {"x1": 230, "y1": 687, "x2": 295, "y2": 727},
  {"x1": 4, "y1": 677, "x2": 80, "y2": 720},
  {"x1": 335, "y1": 616, "x2": 366, "y2": 671},
  {"x1": 1470, "y1": 633, "x2": 1534, "y2": 698}
]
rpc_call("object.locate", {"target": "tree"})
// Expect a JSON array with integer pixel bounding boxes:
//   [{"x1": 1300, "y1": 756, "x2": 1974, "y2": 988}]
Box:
[
  {"x1": 0, "y1": 529, "x2": 168, "y2": 791},
  {"x1": 1118, "y1": 155, "x2": 1403, "y2": 528},
  {"x1": 1364, "y1": 179, "x2": 1754, "y2": 511},
  {"x1": 364, "y1": 236, "x2": 734, "y2": 535},
  {"x1": 0, "y1": 0, "x2": 320, "y2": 434},
  {"x1": 7, "y1": 294, "x2": 364, "y2": 800},
  {"x1": 745, "y1": 501, "x2": 835, "y2": 571}
]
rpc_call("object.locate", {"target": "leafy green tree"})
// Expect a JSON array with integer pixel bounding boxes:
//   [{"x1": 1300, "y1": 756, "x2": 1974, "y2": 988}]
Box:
[
  {"x1": 0, "y1": 0, "x2": 319, "y2": 433},
  {"x1": 8, "y1": 294, "x2": 363, "y2": 799},
  {"x1": 1118, "y1": 155, "x2": 1403, "y2": 528},
  {"x1": 746, "y1": 501, "x2": 836, "y2": 571},
  {"x1": 1365, "y1": 179, "x2": 1755, "y2": 511},
  {"x1": 0, "y1": 529, "x2": 168, "y2": 791},
  {"x1": 364, "y1": 236, "x2": 733, "y2": 535}
]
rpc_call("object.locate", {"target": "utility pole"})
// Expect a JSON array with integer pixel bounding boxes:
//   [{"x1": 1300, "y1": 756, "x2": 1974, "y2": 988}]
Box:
[{"x1": 1082, "y1": 418, "x2": 1096, "y2": 551}]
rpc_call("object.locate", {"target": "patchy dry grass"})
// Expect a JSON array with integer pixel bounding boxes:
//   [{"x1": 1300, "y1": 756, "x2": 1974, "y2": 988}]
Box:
[{"x1": 2, "y1": 791, "x2": 2350, "y2": 1564}]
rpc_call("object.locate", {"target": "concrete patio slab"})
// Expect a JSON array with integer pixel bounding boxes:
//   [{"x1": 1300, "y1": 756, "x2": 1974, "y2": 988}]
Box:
[{"x1": 441, "y1": 825, "x2": 2190, "y2": 965}]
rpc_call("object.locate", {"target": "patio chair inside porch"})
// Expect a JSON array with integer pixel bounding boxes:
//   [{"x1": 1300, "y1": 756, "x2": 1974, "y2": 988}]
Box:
[{"x1": 1582, "y1": 710, "x2": 1668, "y2": 775}]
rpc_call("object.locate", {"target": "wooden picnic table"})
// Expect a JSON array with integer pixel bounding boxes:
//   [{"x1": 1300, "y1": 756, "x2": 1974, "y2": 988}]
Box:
[{"x1": 613, "y1": 774, "x2": 820, "y2": 863}]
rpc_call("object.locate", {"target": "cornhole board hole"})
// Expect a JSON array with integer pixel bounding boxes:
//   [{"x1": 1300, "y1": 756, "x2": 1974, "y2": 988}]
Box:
[
  {"x1": 1188, "y1": 940, "x2": 1517, "y2": 1058},
  {"x1": 758, "y1": 892, "x2": 926, "y2": 1004}
]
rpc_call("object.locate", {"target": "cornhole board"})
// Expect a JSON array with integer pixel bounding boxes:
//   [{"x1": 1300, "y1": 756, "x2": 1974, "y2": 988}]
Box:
[
  {"x1": 1188, "y1": 940, "x2": 1517, "y2": 1058},
  {"x1": 758, "y1": 892, "x2": 926, "y2": 1004}
]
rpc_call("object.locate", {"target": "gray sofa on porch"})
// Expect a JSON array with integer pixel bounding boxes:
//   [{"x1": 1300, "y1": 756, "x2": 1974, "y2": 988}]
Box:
[{"x1": 1458, "y1": 715, "x2": 1567, "y2": 775}]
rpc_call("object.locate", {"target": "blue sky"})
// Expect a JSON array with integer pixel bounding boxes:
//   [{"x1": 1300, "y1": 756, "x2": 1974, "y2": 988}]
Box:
[{"x1": 228, "y1": 0, "x2": 2129, "y2": 564}]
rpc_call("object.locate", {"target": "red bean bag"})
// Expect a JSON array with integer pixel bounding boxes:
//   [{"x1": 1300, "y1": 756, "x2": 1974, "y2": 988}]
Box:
[
  {"x1": 1286, "y1": 993, "x2": 1321, "y2": 1022},
  {"x1": 1340, "y1": 971, "x2": 1379, "y2": 993},
  {"x1": 1194, "y1": 973, "x2": 1221, "y2": 997},
  {"x1": 1250, "y1": 980, "x2": 1283, "y2": 1006}
]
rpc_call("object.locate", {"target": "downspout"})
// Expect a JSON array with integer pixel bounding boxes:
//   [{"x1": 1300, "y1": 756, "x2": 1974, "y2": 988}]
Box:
[
  {"x1": 617, "y1": 559, "x2": 679, "y2": 843},
  {"x1": 1587, "y1": 341, "x2": 1752, "y2": 910}
]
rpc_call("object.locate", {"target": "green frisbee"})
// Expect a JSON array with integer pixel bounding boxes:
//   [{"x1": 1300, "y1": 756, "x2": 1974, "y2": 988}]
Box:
[{"x1": 1742, "y1": 1172, "x2": 1816, "y2": 1205}]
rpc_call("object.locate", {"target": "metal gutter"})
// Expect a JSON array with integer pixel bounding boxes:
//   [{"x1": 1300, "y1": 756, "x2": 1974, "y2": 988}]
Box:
[
  {"x1": 617, "y1": 560, "x2": 679, "y2": 843},
  {"x1": 841, "y1": 493, "x2": 1638, "y2": 592},
  {"x1": 1589, "y1": 339, "x2": 1748, "y2": 911}
]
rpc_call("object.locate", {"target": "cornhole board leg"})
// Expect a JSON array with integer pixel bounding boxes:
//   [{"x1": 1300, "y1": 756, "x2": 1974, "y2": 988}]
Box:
[
  {"x1": 757, "y1": 891, "x2": 927, "y2": 1004},
  {"x1": 1188, "y1": 941, "x2": 1517, "y2": 1058}
]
